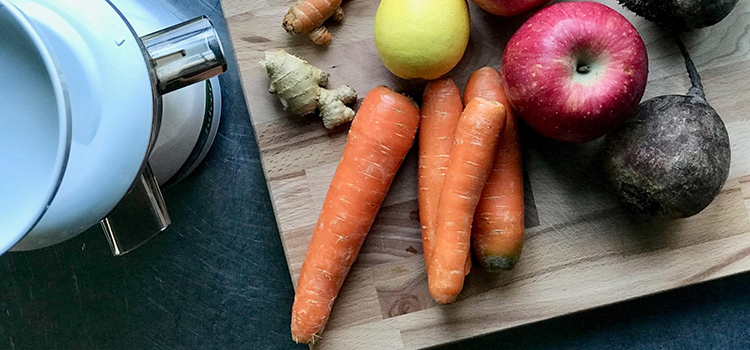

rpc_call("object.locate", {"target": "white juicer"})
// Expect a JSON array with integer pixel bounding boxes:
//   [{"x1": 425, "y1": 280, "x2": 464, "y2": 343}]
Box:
[{"x1": 0, "y1": 0, "x2": 224, "y2": 255}]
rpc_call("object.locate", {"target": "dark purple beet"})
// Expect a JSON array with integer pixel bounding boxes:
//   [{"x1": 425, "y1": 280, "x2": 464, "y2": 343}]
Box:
[
  {"x1": 603, "y1": 36, "x2": 731, "y2": 218},
  {"x1": 619, "y1": 0, "x2": 739, "y2": 30}
]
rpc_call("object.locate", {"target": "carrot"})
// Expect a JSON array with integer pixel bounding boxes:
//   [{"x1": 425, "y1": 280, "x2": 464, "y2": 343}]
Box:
[
  {"x1": 283, "y1": 0, "x2": 344, "y2": 45},
  {"x1": 428, "y1": 98, "x2": 507, "y2": 304},
  {"x1": 464, "y1": 67, "x2": 507, "y2": 106},
  {"x1": 291, "y1": 86, "x2": 420, "y2": 344},
  {"x1": 418, "y1": 78, "x2": 463, "y2": 271},
  {"x1": 465, "y1": 67, "x2": 525, "y2": 272}
]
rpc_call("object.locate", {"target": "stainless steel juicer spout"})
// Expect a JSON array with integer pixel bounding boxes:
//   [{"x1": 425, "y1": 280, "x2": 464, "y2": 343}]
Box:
[
  {"x1": 101, "y1": 16, "x2": 227, "y2": 256},
  {"x1": 141, "y1": 16, "x2": 227, "y2": 95}
]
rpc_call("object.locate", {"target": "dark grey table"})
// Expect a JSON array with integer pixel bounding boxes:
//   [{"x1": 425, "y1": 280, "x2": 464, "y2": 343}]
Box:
[{"x1": 1, "y1": 1, "x2": 748, "y2": 349}]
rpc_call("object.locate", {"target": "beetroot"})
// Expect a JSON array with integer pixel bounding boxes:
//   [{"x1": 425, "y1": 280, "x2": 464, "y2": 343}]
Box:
[
  {"x1": 603, "y1": 37, "x2": 731, "y2": 218},
  {"x1": 619, "y1": 0, "x2": 739, "y2": 30}
]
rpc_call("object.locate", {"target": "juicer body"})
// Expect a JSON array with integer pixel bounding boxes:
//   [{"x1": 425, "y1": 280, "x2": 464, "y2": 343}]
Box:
[{"x1": 3, "y1": 0, "x2": 226, "y2": 255}]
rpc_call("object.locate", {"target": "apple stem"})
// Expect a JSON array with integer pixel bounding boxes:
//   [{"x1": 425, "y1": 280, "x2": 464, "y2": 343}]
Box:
[{"x1": 674, "y1": 33, "x2": 706, "y2": 101}]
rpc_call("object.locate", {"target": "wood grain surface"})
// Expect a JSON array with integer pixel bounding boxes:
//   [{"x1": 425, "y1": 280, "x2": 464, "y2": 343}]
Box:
[{"x1": 222, "y1": 0, "x2": 750, "y2": 348}]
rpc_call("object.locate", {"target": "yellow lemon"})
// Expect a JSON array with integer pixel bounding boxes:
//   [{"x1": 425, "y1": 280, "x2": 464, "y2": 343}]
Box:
[{"x1": 374, "y1": 0, "x2": 470, "y2": 80}]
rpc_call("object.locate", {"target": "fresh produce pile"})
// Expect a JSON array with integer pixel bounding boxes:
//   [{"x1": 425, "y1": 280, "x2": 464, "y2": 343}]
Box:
[{"x1": 265, "y1": 0, "x2": 739, "y2": 344}]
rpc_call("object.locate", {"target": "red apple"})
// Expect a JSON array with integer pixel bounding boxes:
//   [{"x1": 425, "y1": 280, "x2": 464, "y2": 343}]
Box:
[
  {"x1": 472, "y1": 0, "x2": 553, "y2": 17},
  {"x1": 502, "y1": 1, "x2": 648, "y2": 142}
]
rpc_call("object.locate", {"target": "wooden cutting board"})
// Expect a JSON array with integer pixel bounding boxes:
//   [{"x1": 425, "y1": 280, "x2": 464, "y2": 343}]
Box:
[{"x1": 222, "y1": 0, "x2": 750, "y2": 348}]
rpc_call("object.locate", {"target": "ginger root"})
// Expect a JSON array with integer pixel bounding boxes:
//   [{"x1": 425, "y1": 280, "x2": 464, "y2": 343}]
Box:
[
  {"x1": 282, "y1": 0, "x2": 344, "y2": 45},
  {"x1": 260, "y1": 50, "x2": 357, "y2": 129}
]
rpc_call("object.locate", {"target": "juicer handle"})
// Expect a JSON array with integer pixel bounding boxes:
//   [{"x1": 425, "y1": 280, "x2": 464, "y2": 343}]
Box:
[
  {"x1": 141, "y1": 16, "x2": 227, "y2": 95},
  {"x1": 100, "y1": 163, "x2": 170, "y2": 256}
]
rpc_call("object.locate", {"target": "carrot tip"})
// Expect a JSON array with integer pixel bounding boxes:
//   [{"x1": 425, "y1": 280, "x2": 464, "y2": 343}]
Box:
[
  {"x1": 291, "y1": 331, "x2": 322, "y2": 345},
  {"x1": 428, "y1": 284, "x2": 460, "y2": 304},
  {"x1": 479, "y1": 254, "x2": 520, "y2": 272},
  {"x1": 433, "y1": 294, "x2": 458, "y2": 305},
  {"x1": 310, "y1": 333, "x2": 322, "y2": 345}
]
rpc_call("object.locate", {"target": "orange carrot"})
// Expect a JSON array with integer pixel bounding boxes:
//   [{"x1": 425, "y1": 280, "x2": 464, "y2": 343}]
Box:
[
  {"x1": 418, "y1": 78, "x2": 463, "y2": 271},
  {"x1": 291, "y1": 86, "x2": 420, "y2": 343},
  {"x1": 464, "y1": 67, "x2": 507, "y2": 106},
  {"x1": 428, "y1": 98, "x2": 507, "y2": 304},
  {"x1": 283, "y1": 0, "x2": 344, "y2": 45},
  {"x1": 465, "y1": 67, "x2": 525, "y2": 272}
]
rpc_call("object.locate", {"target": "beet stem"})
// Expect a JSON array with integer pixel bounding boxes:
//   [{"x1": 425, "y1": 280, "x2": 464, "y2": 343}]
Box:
[{"x1": 673, "y1": 33, "x2": 706, "y2": 100}]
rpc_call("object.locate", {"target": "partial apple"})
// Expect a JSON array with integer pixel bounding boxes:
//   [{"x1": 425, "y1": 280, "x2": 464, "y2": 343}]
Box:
[
  {"x1": 472, "y1": 0, "x2": 552, "y2": 17},
  {"x1": 502, "y1": 1, "x2": 648, "y2": 142}
]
